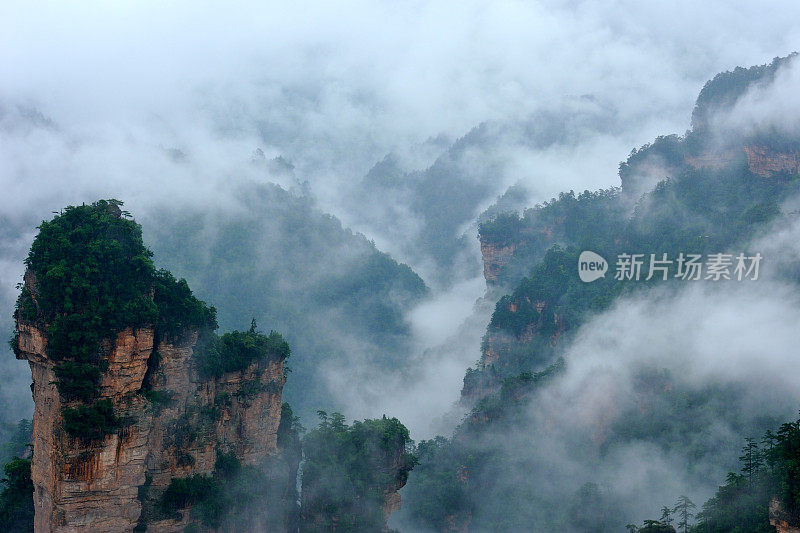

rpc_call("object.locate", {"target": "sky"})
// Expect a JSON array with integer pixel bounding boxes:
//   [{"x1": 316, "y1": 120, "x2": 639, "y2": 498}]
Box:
[{"x1": 2, "y1": 1, "x2": 799, "y2": 217}]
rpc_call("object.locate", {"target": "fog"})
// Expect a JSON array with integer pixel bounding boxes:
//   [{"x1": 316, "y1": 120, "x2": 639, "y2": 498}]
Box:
[
  {"x1": 714, "y1": 52, "x2": 800, "y2": 138},
  {"x1": 484, "y1": 272, "x2": 800, "y2": 526},
  {"x1": 394, "y1": 205, "x2": 800, "y2": 529},
  {"x1": 3, "y1": 5, "x2": 800, "y2": 517}
]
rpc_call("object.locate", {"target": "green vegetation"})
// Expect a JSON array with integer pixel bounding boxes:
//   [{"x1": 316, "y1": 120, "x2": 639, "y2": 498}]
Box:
[
  {"x1": 160, "y1": 442, "x2": 302, "y2": 531},
  {"x1": 619, "y1": 134, "x2": 687, "y2": 190},
  {"x1": 0, "y1": 421, "x2": 31, "y2": 468},
  {"x1": 161, "y1": 473, "x2": 224, "y2": 528},
  {"x1": 213, "y1": 450, "x2": 241, "y2": 480},
  {"x1": 470, "y1": 358, "x2": 565, "y2": 422},
  {"x1": 277, "y1": 402, "x2": 303, "y2": 452},
  {"x1": 153, "y1": 403, "x2": 304, "y2": 530},
  {"x1": 674, "y1": 496, "x2": 697, "y2": 533},
  {"x1": 477, "y1": 187, "x2": 628, "y2": 287},
  {"x1": 630, "y1": 520, "x2": 676, "y2": 532},
  {"x1": 0, "y1": 458, "x2": 33, "y2": 530},
  {"x1": 686, "y1": 413, "x2": 800, "y2": 531},
  {"x1": 489, "y1": 245, "x2": 620, "y2": 336},
  {"x1": 633, "y1": 416, "x2": 800, "y2": 531},
  {"x1": 134, "y1": 474, "x2": 152, "y2": 532},
  {"x1": 14, "y1": 288, "x2": 37, "y2": 323},
  {"x1": 410, "y1": 55, "x2": 800, "y2": 530},
  {"x1": 15, "y1": 200, "x2": 216, "y2": 439},
  {"x1": 473, "y1": 156, "x2": 800, "y2": 398},
  {"x1": 405, "y1": 359, "x2": 571, "y2": 531},
  {"x1": 62, "y1": 399, "x2": 120, "y2": 441},
  {"x1": 466, "y1": 137, "x2": 800, "y2": 532},
  {"x1": 406, "y1": 428, "x2": 625, "y2": 531},
  {"x1": 153, "y1": 269, "x2": 217, "y2": 338},
  {"x1": 23, "y1": 199, "x2": 158, "y2": 362},
  {"x1": 692, "y1": 54, "x2": 796, "y2": 132},
  {"x1": 478, "y1": 211, "x2": 523, "y2": 247},
  {"x1": 301, "y1": 412, "x2": 416, "y2": 531},
  {"x1": 146, "y1": 182, "x2": 427, "y2": 421},
  {"x1": 141, "y1": 388, "x2": 174, "y2": 407},
  {"x1": 402, "y1": 436, "x2": 470, "y2": 531},
  {"x1": 161, "y1": 474, "x2": 219, "y2": 513},
  {"x1": 53, "y1": 362, "x2": 102, "y2": 402},
  {"x1": 195, "y1": 320, "x2": 290, "y2": 378}
]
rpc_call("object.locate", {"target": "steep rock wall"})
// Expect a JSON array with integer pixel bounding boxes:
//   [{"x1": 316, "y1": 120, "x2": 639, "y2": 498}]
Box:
[
  {"x1": 16, "y1": 316, "x2": 284, "y2": 532},
  {"x1": 479, "y1": 242, "x2": 516, "y2": 284},
  {"x1": 744, "y1": 144, "x2": 800, "y2": 177}
]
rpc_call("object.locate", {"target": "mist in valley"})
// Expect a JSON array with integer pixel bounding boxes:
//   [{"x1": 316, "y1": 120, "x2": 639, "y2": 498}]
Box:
[{"x1": 3, "y1": 2, "x2": 800, "y2": 530}]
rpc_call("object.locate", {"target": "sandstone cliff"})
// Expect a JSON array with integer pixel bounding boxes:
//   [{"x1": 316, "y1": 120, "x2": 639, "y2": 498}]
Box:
[
  {"x1": 12, "y1": 201, "x2": 295, "y2": 532},
  {"x1": 770, "y1": 498, "x2": 800, "y2": 533},
  {"x1": 16, "y1": 308, "x2": 286, "y2": 532},
  {"x1": 461, "y1": 297, "x2": 565, "y2": 405},
  {"x1": 479, "y1": 242, "x2": 517, "y2": 284}
]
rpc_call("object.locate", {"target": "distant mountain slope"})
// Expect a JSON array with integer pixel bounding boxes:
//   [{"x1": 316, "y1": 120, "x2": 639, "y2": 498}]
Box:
[
  {"x1": 143, "y1": 182, "x2": 427, "y2": 421},
  {"x1": 478, "y1": 54, "x2": 800, "y2": 293},
  {"x1": 468, "y1": 52, "x2": 800, "y2": 405},
  {"x1": 399, "y1": 53, "x2": 800, "y2": 532},
  {"x1": 346, "y1": 101, "x2": 624, "y2": 287}
]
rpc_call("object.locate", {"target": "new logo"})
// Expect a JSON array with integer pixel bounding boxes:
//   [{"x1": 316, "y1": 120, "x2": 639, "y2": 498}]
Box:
[{"x1": 578, "y1": 251, "x2": 608, "y2": 282}]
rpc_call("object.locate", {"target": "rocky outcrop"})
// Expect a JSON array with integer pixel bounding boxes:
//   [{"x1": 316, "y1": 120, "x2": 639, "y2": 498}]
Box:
[
  {"x1": 19, "y1": 321, "x2": 156, "y2": 532},
  {"x1": 301, "y1": 440, "x2": 410, "y2": 532},
  {"x1": 684, "y1": 144, "x2": 800, "y2": 178},
  {"x1": 461, "y1": 297, "x2": 564, "y2": 404},
  {"x1": 16, "y1": 307, "x2": 285, "y2": 532},
  {"x1": 744, "y1": 144, "x2": 800, "y2": 177},
  {"x1": 770, "y1": 498, "x2": 800, "y2": 533},
  {"x1": 379, "y1": 443, "x2": 412, "y2": 528},
  {"x1": 480, "y1": 241, "x2": 516, "y2": 284},
  {"x1": 478, "y1": 223, "x2": 559, "y2": 286},
  {"x1": 299, "y1": 415, "x2": 413, "y2": 532},
  {"x1": 639, "y1": 523, "x2": 676, "y2": 533}
]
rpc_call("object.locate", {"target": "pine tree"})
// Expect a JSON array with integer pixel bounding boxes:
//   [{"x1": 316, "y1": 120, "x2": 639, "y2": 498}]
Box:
[
  {"x1": 762, "y1": 430, "x2": 778, "y2": 471},
  {"x1": 660, "y1": 505, "x2": 673, "y2": 525},
  {"x1": 739, "y1": 437, "x2": 763, "y2": 485},
  {"x1": 673, "y1": 495, "x2": 696, "y2": 533}
]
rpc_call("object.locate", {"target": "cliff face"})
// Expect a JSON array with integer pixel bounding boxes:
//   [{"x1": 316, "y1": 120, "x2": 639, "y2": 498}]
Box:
[
  {"x1": 478, "y1": 220, "x2": 560, "y2": 287},
  {"x1": 770, "y1": 498, "x2": 800, "y2": 533},
  {"x1": 623, "y1": 141, "x2": 800, "y2": 201},
  {"x1": 461, "y1": 298, "x2": 564, "y2": 404},
  {"x1": 471, "y1": 139, "x2": 799, "y2": 401},
  {"x1": 479, "y1": 242, "x2": 516, "y2": 284},
  {"x1": 683, "y1": 144, "x2": 800, "y2": 178},
  {"x1": 743, "y1": 144, "x2": 800, "y2": 177},
  {"x1": 12, "y1": 200, "x2": 414, "y2": 532},
  {"x1": 377, "y1": 443, "x2": 412, "y2": 528},
  {"x1": 16, "y1": 283, "x2": 285, "y2": 532}
]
